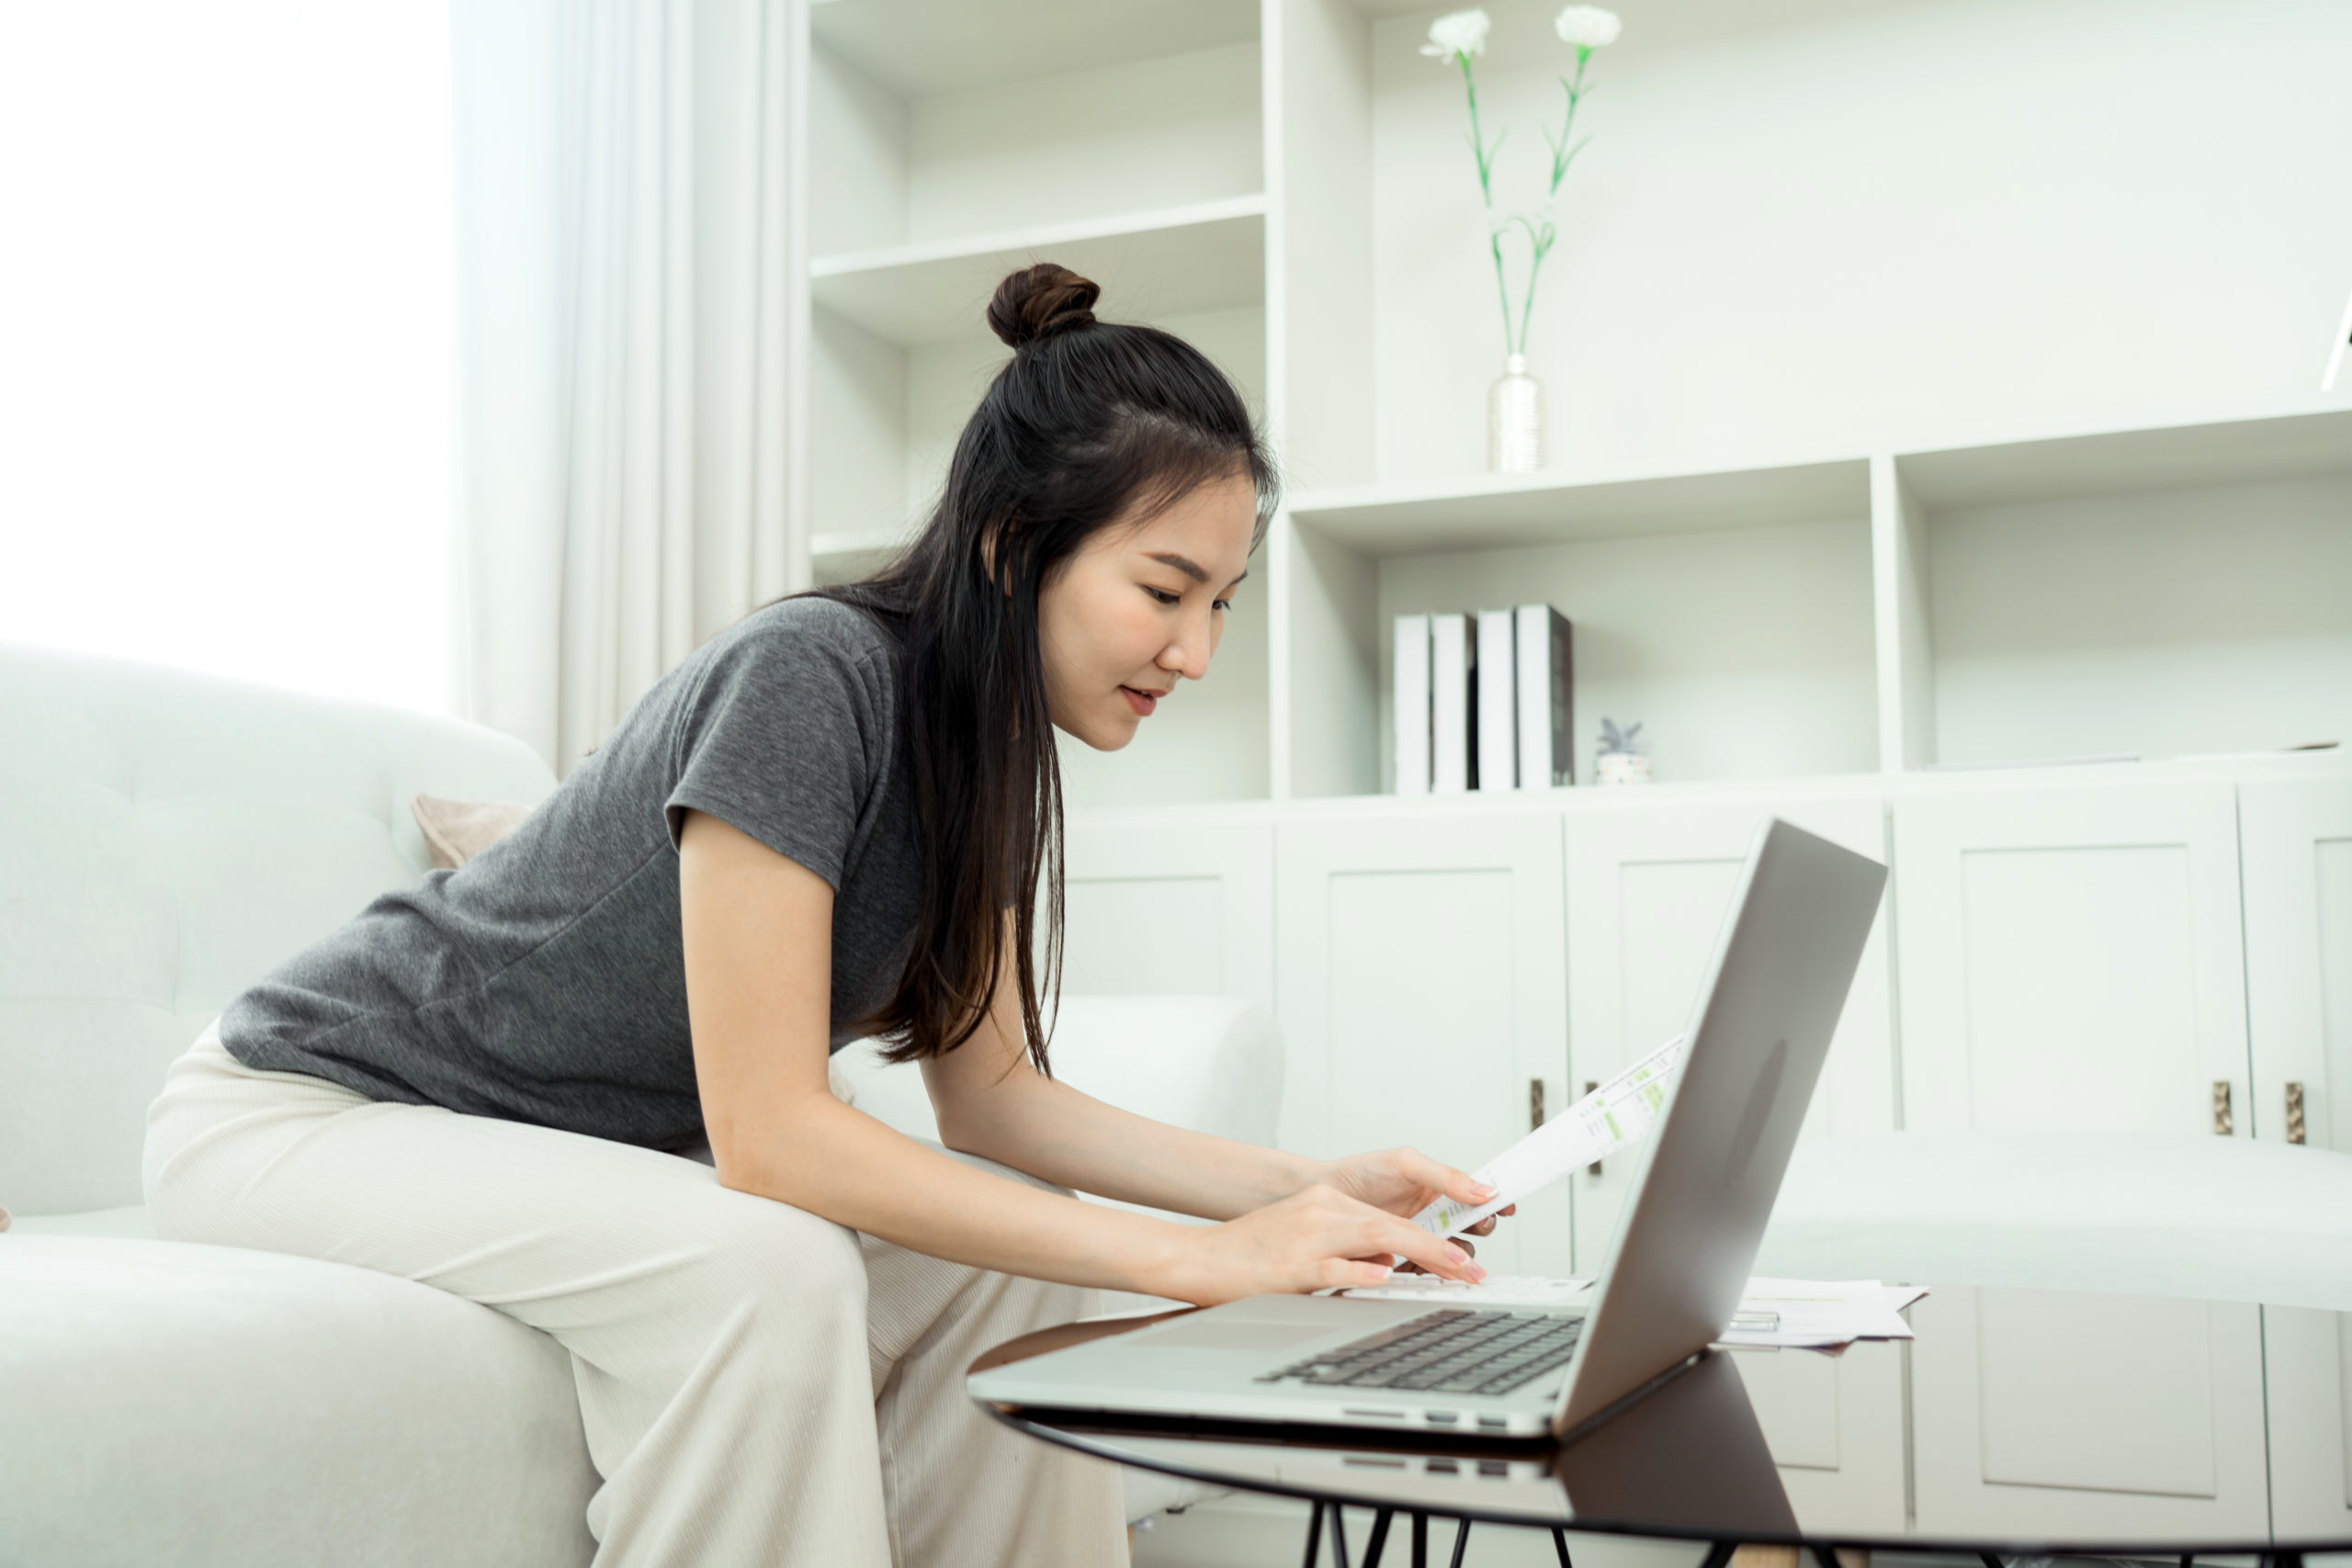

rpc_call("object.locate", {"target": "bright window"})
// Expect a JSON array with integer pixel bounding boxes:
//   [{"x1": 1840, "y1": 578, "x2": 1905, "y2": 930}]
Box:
[{"x1": 0, "y1": 4, "x2": 455, "y2": 716}]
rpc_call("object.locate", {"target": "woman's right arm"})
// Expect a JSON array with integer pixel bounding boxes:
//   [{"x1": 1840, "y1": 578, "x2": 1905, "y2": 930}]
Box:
[{"x1": 677, "y1": 808, "x2": 1476, "y2": 1304}]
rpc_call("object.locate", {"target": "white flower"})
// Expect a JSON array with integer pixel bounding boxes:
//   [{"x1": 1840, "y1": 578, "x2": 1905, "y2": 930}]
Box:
[
  {"x1": 1554, "y1": 5, "x2": 1622, "y2": 48},
  {"x1": 1419, "y1": 8, "x2": 1491, "y2": 60}
]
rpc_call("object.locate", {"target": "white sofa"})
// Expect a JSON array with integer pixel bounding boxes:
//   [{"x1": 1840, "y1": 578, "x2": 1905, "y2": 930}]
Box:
[{"x1": 0, "y1": 644, "x2": 1272, "y2": 1566}]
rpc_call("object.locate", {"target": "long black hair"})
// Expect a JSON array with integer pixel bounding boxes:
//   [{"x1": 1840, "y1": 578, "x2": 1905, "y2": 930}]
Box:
[{"x1": 811, "y1": 263, "x2": 1276, "y2": 1070}]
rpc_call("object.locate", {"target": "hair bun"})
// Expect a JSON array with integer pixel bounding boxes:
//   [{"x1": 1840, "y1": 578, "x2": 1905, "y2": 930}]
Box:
[{"x1": 987, "y1": 263, "x2": 1100, "y2": 349}]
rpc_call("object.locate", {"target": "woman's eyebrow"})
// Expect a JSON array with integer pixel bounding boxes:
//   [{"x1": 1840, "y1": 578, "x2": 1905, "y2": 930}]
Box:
[{"x1": 1146, "y1": 551, "x2": 1249, "y2": 590}]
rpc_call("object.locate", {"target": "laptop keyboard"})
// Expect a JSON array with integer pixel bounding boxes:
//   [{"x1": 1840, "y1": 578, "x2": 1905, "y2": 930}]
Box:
[{"x1": 1255, "y1": 1308, "x2": 1585, "y2": 1397}]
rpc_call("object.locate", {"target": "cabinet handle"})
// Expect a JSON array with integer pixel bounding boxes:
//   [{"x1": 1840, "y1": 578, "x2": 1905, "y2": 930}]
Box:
[
  {"x1": 1529, "y1": 1077, "x2": 1545, "y2": 1133},
  {"x1": 2211, "y1": 1080, "x2": 2233, "y2": 1136},
  {"x1": 2287, "y1": 1081, "x2": 2306, "y2": 1145},
  {"x1": 1585, "y1": 1080, "x2": 1602, "y2": 1175}
]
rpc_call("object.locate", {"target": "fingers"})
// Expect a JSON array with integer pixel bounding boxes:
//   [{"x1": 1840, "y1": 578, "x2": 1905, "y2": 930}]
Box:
[
  {"x1": 1400, "y1": 1147, "x2": 1499, "y2": 1209},
  {"x1": 1322, "y1": 1257, "x2": 1395, "y2": 1290},
  {"x1": 1377, "y1": 1215, "x2": 1484, "y2": 1283}
]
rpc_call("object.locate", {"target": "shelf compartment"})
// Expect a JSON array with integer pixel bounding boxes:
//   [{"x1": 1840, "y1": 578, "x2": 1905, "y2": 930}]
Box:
[
  {"x1": 1907, "y1": 468, "x2": 2352, "y2": 770},
  {"x1": 811, "y1": 0, "x2": 1257, "y2": 102},
  {"x1": 1282, "y1": 457, "x2": 1879, "y2": 799},
  {"x1": 812, "y1": 197, "x2": 1267, "y2": 349}
]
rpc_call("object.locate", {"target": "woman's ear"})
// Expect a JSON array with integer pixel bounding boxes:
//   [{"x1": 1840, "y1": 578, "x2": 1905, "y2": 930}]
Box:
[{"x1": 978, "y1": 518, "x2": 1015, "y2": 597}]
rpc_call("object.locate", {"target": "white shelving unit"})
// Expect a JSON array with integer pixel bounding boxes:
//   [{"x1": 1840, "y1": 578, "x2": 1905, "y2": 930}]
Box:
[
  {"x1": 788, "y1": 4, "x2": 2352, "y2": 1558},
  {"x1": 796, "y1": 1, "x2": 2352, "y2": 814}
]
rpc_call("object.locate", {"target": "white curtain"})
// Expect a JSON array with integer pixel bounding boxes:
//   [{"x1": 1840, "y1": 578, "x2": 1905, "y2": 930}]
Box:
[{"x1": 450, "y1": 0, "x2": 807, "y2": 774}]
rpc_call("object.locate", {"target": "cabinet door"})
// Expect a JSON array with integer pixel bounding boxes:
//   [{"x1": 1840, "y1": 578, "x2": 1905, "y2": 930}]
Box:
[
  {"x1": 1275, "y1": 808, "x2": 1570, "y2": 1276},
  {"x1": 2242, "y1": 777, "x2": 2352, "y2": 1540},
  {"x1": 1059, "y1": 808, "x2": 1273, "y2": 1007},
  {"x1": 1724, "y1": 1340, "x2": 1906, "y2": 1535},
  {"x1": 1564, "y1": 795, "x2": 1895, "y2": 1272},
  {"x1": 1910, "y1": 1286, "x2": 2271, "y2": 1540},
  {"x1": 1893, "y1": 781, "x2": 2250, "y2": 1136},
  {"x1": 1894, "y1": 782, "x2": 2267, "y2": 1534}
]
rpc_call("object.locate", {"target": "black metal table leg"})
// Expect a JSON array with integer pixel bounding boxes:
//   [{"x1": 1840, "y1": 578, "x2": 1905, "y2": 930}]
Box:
[
  {"x1": 1695, "y1": 1541, "x2": 1739, "y2": 1568},
  {"x1": 1448, "y1": 1517, "x2": 1473, "y2": 1568},
  {"x1": 1980, "y1": 1553, "x2": 2004, "y2": 1568},
  {"x1": 1812, "y1": 1545, "x2": 1841, "y2": 1568},
  {"x1": 1363, "y1": 1509, "x2": 1394, "y2": 1568},
  {"x1": 1332, "y1": 1505, "x2": 1352, "y2": 1568},
  {"x1": 1301, "y1": 1501, "x2": 1325, "y2": 1568},
  {"x1": 1553, "y1": 1525, "x2": 1576, "y2": 1565},
  {"x1": 1410, "y1": 1513, "x2": 1429, "y2": 1568}
]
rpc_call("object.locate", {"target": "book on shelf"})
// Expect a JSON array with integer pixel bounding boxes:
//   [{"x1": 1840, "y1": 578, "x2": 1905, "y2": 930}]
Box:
[
  {"x1": 1393, "y1": 613, "x2": 1430, "y2": 795},
  {"x1": 1515, "y1": 604, "x2": 1574, "y2": 788},
  {"x1": 1394, "y1": 604, "x2": 1573, "y2": 795},
  {"x1": 1430, "y1": 612, "x2": 1476, "y2": 794},
  {"x1": 1476, "y1": 609, "x2": 1517, "y2": 792}
]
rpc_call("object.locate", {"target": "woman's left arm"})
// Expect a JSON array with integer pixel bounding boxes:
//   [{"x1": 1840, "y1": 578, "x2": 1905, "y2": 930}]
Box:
[{"x1": 923, "y1": 921, "x2": 1499, "y2": 1229}]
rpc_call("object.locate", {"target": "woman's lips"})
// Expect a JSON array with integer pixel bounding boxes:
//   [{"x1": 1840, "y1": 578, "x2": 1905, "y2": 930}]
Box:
[{"x1": 1119, "y1": 686, "x2": 1159, "y2": 717}]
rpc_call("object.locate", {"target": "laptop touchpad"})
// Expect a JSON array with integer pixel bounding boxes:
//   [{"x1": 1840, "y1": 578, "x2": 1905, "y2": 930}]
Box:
[{"x1": 1143, "y1": 1320, "x2": 1340, "y2": 1353}]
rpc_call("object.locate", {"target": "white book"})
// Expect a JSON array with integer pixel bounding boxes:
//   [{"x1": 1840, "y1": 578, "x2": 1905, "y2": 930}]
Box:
[
  {"x1": 1515, "y1": 604, "x2": 1574, "y2": 788},
  {"x1": 1392, "y1": 614, "x2": 1431, "y2": 795},
  {"x1": 1476, "y1": 609, "x2": 1518, "y2": 791},
  {"x1": 1430, "y1": 613, "x2": 1473, "y2": 795}
]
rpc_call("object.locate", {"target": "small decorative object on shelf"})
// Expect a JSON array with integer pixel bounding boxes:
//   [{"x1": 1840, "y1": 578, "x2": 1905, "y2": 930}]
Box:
[
  {"x1": 1422, "y1": 5, "x2": 1620, "y2": 475},
  {"x1": 1595, "y1": 717, "x2": 1650, "y2": 785}
]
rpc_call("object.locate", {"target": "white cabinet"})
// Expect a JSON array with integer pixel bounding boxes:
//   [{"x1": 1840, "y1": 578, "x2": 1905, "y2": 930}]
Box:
[
  {"x1": 1724, "y1": 1340, "x2": 1907, "y2": 1536},
  {"x1": 1893, "y1": 779, "x2": 2267, "y2": 1534},
  {"x1": 1274, "y1": 807, "x2": 1571, "y2": 1275},
  {"x1": 1909, "y1": 1286, "x2": 2271, "y2": 1540},
  {"x1": 1562, "y1": 793, "x2": 1901, "y2": 1533},
  {"x1": 1562, "y1": 793, "x2": 1895, "y2": 1273},
  {"x1": 1892, "y1": 779, "x2": 2251, "y2": 1136},
  {"x1": 2242, "y1": 777, "x2": 2352, "y2": 1540},
  {"x1": 1057, "y1": 807, "x2": 1274, "y2": 1007}
]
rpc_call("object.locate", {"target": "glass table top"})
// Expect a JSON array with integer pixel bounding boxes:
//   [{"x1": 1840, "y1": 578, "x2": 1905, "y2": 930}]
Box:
[{"x1": 972, "y1": 1286, "x2": 2352, "y2": 1559}]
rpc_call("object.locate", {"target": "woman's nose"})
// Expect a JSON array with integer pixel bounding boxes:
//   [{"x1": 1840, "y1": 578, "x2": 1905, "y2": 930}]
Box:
[{"x1": 1158, "y1": 614, "x2": 1215, "y2": 681}]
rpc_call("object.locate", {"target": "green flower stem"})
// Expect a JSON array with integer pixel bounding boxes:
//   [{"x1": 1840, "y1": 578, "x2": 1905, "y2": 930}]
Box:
[
  {"x1": 1518, "y1": 47, "x2": 1592, "y2": 355},
  {"x1": 1457, "y1": 52, "x2": 1516, "y2": 356}
]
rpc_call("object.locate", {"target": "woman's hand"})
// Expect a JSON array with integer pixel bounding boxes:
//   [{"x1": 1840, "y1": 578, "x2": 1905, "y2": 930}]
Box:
[
  {"x1": 1313, "y1": 1145, "x2": 1517, "y2": 1258},
  {"x1": 1156, "y1": 1183, "x2": 1487, "y2": 1306}
]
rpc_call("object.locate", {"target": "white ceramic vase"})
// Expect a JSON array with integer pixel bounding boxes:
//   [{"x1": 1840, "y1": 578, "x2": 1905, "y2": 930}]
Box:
[{"x1": 1487, "y1": 354, "x2": 1544, "y2": 474}]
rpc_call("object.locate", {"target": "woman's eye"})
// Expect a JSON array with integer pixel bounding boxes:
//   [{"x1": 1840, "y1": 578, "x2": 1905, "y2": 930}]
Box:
[
  {"x1": 1144, "y1": 587, "x2": 1182, "y2": 606},
  {"x1": 1213, "y1": 598, "x2": 1234, "y2": 614}
]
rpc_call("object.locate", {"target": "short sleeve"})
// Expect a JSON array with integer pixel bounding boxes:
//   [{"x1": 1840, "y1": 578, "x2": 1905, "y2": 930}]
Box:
[{"x1": 662, "y1": 609, "x2": 889, "y2": 890}]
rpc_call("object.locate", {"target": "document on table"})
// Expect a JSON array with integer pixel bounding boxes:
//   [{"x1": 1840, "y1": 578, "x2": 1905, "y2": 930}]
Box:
[
  {"x1": 1412, "y1": 1033, "x2": 1688, "y2": 1242},
  {"x1": 1713, "y1": 1279, "x2": 1921, "y2": 1348}
]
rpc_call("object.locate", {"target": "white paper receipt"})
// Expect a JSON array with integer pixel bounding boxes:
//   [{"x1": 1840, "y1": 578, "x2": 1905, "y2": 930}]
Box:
[{"x1": 1413, "y1": 1032, "x2": 1688, "y2": 1242}]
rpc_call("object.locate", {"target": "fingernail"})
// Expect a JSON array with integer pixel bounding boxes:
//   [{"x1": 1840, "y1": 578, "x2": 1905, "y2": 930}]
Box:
[
  {"x1": 1472, "y1": 1182, "x2": 1498, "y2": 1199},
  {"x1": 1445, "y1": 1244, "x2": 1468, "y2": 1264},
  {"x1": 1468, "y1": 1262, "x2": 1488, "y2": 1281}
]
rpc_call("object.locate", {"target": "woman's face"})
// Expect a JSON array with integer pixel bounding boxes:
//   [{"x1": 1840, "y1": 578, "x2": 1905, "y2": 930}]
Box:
[{"x1": 1037, "y1": 470, "x2": 1258, "y2": 751}]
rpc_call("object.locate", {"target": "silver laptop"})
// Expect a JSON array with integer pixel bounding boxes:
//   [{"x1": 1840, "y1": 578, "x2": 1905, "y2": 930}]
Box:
[{"x1": 969, "y1": 817, "x2": 1887, "y2": 1440}]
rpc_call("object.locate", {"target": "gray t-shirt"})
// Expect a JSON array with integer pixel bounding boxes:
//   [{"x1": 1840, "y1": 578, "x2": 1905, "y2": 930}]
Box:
[{"x1": 219, "y1": 596, "x2": 922, "y2": 1150}]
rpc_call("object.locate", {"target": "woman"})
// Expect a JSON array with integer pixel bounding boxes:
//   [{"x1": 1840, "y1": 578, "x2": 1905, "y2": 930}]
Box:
[{"x1": 143, "y1": 264, "x2": 1505, "y2": 1568}]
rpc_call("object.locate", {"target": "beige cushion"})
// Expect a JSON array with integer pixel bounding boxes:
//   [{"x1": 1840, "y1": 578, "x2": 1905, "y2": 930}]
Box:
[{"x1": 410, "y1": 791, "x2": 532, "y2": 868}]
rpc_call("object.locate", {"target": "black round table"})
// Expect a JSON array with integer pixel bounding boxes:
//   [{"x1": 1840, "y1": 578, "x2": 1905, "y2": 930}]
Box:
[{"x1": 970, "y1": 1292, "x2": 2343, "y2": 1568}]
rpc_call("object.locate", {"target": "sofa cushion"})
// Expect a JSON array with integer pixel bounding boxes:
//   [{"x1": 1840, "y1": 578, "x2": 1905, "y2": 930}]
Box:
[
  {"x1": 0, "y1": 644, "x2": 558, "y2": 1214},
  {"x1": 0, "y1": 1235, "x2": 595, "y2": 1567},
  {"x1": 1759, "y1": 1129, "x2": 2352, "y2": 1312},
  {"x1": 834, "y1": 994, "x2": 1283, "y2": 1151}
]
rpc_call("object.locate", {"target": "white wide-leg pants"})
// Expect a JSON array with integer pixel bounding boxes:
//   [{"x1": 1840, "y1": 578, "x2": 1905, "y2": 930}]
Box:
[{"x1": 142, "y1": 1023, "x2": 1125, "y2": 1568}]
